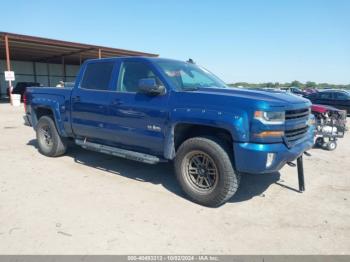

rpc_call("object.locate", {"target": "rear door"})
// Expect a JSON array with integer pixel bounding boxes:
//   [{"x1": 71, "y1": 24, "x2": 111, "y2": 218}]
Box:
[
  {"x1": 107, "y1": 59, "x2": 170, "y2": 155},
  {"x1": 71, "y1": 60, "x2": 116, "y2": 140},
  {"x1": 315, "y1": 92, "x2": 333, "y2": 106},
  {"x1": 333, "y1": 92, "x2": 350, "y2": 112}
]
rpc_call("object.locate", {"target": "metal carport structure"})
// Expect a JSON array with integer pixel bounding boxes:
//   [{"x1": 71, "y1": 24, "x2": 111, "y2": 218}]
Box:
[{"x1": 0, "y1": 32, "x2": 158, "y2": 96}]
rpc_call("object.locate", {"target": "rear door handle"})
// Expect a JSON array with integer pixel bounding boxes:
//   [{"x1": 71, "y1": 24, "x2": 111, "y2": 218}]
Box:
[{"x1": 111, "y1": 99, "x2": 123, "y2": 105}]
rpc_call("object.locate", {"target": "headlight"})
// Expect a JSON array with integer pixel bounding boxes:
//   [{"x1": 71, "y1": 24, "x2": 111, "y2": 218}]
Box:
[{"x1": 254, "y1": 111, "x2": 285, "y2": 125}]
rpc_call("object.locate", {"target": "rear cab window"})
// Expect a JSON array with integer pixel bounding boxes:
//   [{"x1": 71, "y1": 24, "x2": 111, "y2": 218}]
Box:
[{"x1": 80, "y1": 62, "x2": 115, "y2": 90}]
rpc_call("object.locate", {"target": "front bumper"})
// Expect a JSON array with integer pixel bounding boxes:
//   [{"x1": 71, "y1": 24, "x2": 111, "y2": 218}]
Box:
[{"x1": 233, "y1": 134, "x2": 313, "y2": 174}]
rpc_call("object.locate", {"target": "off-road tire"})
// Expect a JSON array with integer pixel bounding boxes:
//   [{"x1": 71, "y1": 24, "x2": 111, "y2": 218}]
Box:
[
  {"x1": 36, "y1": 116, "x2": 67, "y2": 157},
  {"x1": 174, "y1": 137, "x2": 240, "y2": 207}
]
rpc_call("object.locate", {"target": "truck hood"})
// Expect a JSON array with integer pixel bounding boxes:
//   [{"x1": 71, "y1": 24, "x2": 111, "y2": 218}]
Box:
[
  {"x1": 195, "y1": 87, "x2": 309, "y2": 105},
  {"x1": 171, "y1": 87, "x2": 311, "y2": 112}
]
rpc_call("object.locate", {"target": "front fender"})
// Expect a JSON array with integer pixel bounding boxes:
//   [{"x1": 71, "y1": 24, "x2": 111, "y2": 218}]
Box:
[{"x1": 163, "y1": 107, "x2": 249, "y2": 159}]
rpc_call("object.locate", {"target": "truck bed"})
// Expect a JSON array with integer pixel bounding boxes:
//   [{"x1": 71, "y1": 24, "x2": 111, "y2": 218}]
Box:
[
  {"x1": 27, "y1": 86, "x2": 72, "y2": 96},
  {"x1": 26, "y1": 86, "x2": 73, "y2": 135}
]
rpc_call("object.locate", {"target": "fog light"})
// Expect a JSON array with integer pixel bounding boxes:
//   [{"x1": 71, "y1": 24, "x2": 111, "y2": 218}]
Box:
[{"x1": 266, "y1": 153, "x2": 275, "y2": 168}]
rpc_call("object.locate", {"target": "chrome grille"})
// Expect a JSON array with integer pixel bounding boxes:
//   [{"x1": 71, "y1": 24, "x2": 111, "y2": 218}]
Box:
[
  {"x1": 285, "y1": 126, "x2": 309, "y2": 142},
  {"x1": 284, "y1": 107, "x2": 310, "y2": 144},
  {"x1": 285, "y1": 108, "x2": 309, "y2": 120}
]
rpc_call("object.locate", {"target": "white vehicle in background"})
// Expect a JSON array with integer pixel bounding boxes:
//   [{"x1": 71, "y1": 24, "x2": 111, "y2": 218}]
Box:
[{"x1": 283, "y1": 87, "x2": 305, "y2": 96}]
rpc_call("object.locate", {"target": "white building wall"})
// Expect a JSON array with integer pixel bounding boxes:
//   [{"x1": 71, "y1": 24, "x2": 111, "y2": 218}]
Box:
[{"x1": 0, "y1": 60, "x2": 80, "y2": 96}]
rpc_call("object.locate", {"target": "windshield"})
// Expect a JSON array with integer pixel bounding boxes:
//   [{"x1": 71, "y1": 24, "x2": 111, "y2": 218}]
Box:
[{"x1": 155, "y1": 60, "x2": 227, "y2": 90}]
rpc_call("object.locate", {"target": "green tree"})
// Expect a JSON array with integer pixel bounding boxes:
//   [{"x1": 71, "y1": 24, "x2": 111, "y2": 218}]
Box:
[
  {"x1": 291, "y1": 80, "x2": 302, "y2": 87},
  {"x1": 305, "y1": 81, "x2": 317, "y2": 88},
  {"x1": 265, "y1": 82, "x2": 274, "y2": 88}
]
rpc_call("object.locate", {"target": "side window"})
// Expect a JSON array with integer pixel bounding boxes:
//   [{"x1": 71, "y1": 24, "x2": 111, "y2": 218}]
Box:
[
  {"x1": 334, "y1": 92, "x2": 350, "y2": 100},
  {"x1": 80, "y1": 62, "x2": 114, "y2": 90},
  {"x1": 319, "y1": 92, "x2": 332, "y2": 99},
  {"x1": 307, "y1": 93, "x2": 317, "y2": 99},
  {"x1": 118, "y1": 61, "x2": 163, "y2": 92}
]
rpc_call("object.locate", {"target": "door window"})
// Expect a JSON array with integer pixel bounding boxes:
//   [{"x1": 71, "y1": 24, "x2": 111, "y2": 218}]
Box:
[
  {"x1": 334, "y1": 92, "x2": 350, "y2": 100},
  {"x1": 117, "y1": 61, "x2": 163, "y2": 93},
  {"x1": 80, "y1": 62, "x2": 114, "y2": 90},
  {"x1": 319, "y1": 92, "x2": 332, "y2": 100}
]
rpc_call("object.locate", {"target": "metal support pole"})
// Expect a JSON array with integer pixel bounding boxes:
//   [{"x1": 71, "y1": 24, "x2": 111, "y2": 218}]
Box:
[
  {"x1": 98, "y1": 48, "x2": 102, "y2": 59},
  {"x1": 46, "y1": 62, "x2": 51, "y2": 86},
  {"x1": 33, "y1": 62, "x2": 37, "y2": 82},
  {"x1": 4, "y1": 34, "x2": 13, "y2": 100},
  {"x1": 62, "y1": 56, "x2": 66, "y2": 82},
  {"x1": 297, "y1": 155, "x2": 305, "y2": 192}
]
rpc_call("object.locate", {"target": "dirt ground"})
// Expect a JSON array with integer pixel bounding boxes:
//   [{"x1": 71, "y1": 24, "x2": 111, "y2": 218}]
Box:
[{"x1": 0, "y1": 102, "x2": 349, "y2": 254}]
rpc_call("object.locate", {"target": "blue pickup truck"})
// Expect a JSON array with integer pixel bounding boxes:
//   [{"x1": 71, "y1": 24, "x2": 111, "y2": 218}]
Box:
[{"x1": 25, "y1": 57, "x2": 314, "y2": 206}]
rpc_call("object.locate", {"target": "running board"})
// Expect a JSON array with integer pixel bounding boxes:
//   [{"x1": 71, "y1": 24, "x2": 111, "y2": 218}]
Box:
[{"x1": 75, "y1": 139, "x2": 160, "y2": 164}]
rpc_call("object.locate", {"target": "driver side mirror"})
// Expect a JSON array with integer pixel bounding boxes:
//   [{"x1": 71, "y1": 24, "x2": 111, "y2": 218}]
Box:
[{"x1": 138, "y1": 78, "x2": 165, "y2": 95}]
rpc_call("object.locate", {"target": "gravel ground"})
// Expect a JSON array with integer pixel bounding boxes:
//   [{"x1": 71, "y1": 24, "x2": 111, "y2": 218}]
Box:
[{"x1": 0, "y1": 102, "x2": 349, "y2": 254}]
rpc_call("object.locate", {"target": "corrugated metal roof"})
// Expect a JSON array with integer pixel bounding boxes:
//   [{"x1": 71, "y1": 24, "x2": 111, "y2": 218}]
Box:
[{"x1": 0, "y1": 32, "x2": 158, "y2": 64}]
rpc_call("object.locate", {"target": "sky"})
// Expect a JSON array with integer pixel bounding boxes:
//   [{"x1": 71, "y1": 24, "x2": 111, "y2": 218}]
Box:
[{"x1": 1, "y1": 0, "x2": 349, "y2": 84}]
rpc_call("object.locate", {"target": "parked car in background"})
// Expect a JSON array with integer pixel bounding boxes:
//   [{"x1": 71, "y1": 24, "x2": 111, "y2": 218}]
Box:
[
  {"x1": 304, "y1": 88, "x2": 318, "y2": 95},
  {"x1": 289, "y1": 87, "x2": 305, "y2": 96},
  {"x1": 248, "y1": 87, "x2": 285, "y2": 93},
  {"x1": 7, "y1": 82, "x2": 41, "y2": 101},
  {"x1": 304, "y1": 89, "x2": 350, "y2": 115}
]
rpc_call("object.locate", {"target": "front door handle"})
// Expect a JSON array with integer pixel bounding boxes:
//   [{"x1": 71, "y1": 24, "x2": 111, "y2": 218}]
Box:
[{"x1": 72, "y1": 96, "x2": 81, "y2": 102}]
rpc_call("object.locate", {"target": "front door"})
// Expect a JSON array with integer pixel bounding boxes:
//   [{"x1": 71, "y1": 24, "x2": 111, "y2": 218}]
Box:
[{"x1": 107, "y1": 59, "x2": 170, "y2": 155}]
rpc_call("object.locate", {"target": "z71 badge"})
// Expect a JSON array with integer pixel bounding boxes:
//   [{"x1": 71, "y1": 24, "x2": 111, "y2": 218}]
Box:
[{"x1": 147, "y1": 125, "x2": 161, "y2": 132}]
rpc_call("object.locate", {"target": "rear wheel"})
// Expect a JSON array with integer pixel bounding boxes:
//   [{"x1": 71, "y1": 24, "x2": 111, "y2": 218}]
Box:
[
  {"x1": 174, "y1": 137, "x2": 240, "y2": 207},
  {"x1": 36, "y1": 116, "x2": 67, "y2": 157}
]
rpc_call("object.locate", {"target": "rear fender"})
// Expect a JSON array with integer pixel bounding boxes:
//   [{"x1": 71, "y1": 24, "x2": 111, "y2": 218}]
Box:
[{"x1": 31, "y1": 97, "x2": 67, "y2": 137}]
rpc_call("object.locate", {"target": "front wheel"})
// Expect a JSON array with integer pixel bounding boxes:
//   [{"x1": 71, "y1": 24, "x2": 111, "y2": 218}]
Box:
[
  {"x1": 36, "y1": 116, "x2": 67, "y2": 157},
  {"x1": 174, "y1": 137, "x2": 240, "y2": 207}
]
